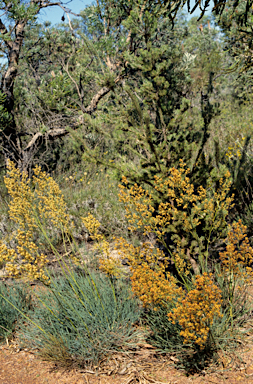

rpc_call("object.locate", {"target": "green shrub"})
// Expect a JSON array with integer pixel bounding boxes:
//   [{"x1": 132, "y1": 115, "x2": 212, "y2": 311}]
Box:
[
  {"x1": 143, "y1": 304, "x2": 217, "y2": 374},
  {"x1": 142, "y1": 261, "x2": 253, "y2": 373},
  {"x1": 17, "y1": 270, "x2": 142, "y2": 368},
  {"x1": 60, "y1": 168, "x2": 130, "y2": 240},
  {"x1": 109, "y1": 163, "x2": 253, "y2": 372}
]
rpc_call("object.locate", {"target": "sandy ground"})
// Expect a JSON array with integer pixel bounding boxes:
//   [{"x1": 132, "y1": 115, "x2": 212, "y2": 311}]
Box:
[{"x1": 1, "y1": 340, "x2": 253, "y2": 384}]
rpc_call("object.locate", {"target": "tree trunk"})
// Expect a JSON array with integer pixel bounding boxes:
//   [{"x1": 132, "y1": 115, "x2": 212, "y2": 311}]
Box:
[{"x1": 0, "y1": 19, "x2": 26, "y2": 165}]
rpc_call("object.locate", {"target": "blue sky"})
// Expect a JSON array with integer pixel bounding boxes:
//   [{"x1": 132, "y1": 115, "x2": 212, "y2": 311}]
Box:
[
  {"x1": 37, "y1": 0, "x2": 210, "y2": 26},
  {"x1": 0, "y1": 0, "x2": 211, "y2": 65},
  {"x1": 37, "y1": 0, "x2": 90, "y2": 25}
]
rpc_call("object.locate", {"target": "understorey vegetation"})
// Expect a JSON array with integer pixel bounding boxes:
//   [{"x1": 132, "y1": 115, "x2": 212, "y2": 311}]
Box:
[{"x1": 1, "y1": 0, "x2": 253, "y2": 379}]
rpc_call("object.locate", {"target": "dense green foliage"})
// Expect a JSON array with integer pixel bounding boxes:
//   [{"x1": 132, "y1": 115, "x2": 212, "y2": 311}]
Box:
[{"x1": 0, "y1": 1, "x2": 252, "y2": 190}]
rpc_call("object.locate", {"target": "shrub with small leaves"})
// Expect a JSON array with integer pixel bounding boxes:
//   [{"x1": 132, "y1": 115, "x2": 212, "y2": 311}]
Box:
[
  {"x1": 168, "y1": 273, "x2": 222, "y2": 348},
  {"x1": 118, "y1": 160, "x2": 233, "y2": 277},
  {"x1": 86, "y1": 161, "x2": 252, "y2": 358},
  {"x1": 0, "y1": 161, "x2": 75, "y2": 281}
]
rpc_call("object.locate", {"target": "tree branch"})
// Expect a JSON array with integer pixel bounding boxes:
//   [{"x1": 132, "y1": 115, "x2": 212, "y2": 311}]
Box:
[
  {"x1": 82, "y1": 86, "x2": 111, "y2": 114},
  {"x1": 24, "y1": 73, "x2": 122, "y2": 151},
  {"x1": 0, "y1": 19, "x2": 13, "y2": 50},
  {"x1": 38, "y1": 1, "x2": 80, "y2": 16},
  {"x1": 24, "y1": 128, "x2": 68, "y2": 151}
]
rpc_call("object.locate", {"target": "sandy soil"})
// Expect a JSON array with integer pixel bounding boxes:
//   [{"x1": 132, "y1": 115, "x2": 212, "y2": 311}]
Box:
[{"x1": 1, "y1": 339, "x2": 253, "y2": 384}]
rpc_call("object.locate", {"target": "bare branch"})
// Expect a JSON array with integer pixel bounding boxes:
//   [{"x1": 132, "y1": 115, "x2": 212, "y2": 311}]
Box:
[
  {"x1": 65, "y1": 12, "x2": 75, "y2": 34},
  {"x1": 24, "y1": 128, "x2": 68, "y2": 151},
  {"x1": 24, "y1": 74, "x2": 122, "y2": 151},
  {"x1": 38, "y1": 1, "x2": 79, "y2": 16},
  {"x1": 63, "y1": 58, "x2": 84, "y2": 103},
  {"x1": 83, "y1": 86, "x2": 111, "y2": 114}
]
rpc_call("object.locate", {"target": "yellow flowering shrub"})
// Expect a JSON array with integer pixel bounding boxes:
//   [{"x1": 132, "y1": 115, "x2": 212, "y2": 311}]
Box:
[
  {"x1": 168, "y1": 273, "x2": 222, "y2": 348},
  {"x1": 102, "y1": 161, "x2": 248, "y2": 349},
  {"x1": 219, "y1": 220, "x2": 253, "y2": 281},
  {"x1": 119, "y1": 160, "x2": 233, "y2": 277},
  {"x1": 83, "y1": 218, "x2": 223, "y2": 348},
  {"x1": 131, "y1": 264, "x2": 183, "y2": 309},
  {"x1": 114, "y1": 236, "x2": 223, "y2": 348},
  {"x1": 81, "y1": 215, "x2": 221, "y2": 349},
  {"x1": 0, "y1": 161, "x2": 73, "y2": 281}
]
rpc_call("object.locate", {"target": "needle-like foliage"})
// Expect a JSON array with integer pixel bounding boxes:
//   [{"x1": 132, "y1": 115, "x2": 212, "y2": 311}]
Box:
[{"x1": 17, "y1": 270, "x2": 142, "y2": 367}]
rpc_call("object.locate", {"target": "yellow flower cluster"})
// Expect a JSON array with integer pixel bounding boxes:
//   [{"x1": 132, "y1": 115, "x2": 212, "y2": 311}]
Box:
[
  {"x1": 82, "y1": 213, "x2": 103, "y2": 242},
  {"x1": 219, "y1": 219, "x2": 253, "y2": 281},
  {"x1": 82, "y1": 213, "x2": 123, "y2": 278},
  {"x1": 226, "y1": 137, "x2": 246, "y2": 159},
  {"x1": 33, "y1": 165, "x2": 71, "y2": 229},
  {"x1": 5, "y1": 161, "x2": 37, "y2": 231},
  {"x1": 119, "y1": 160, "x2": 233, "y2": 277},
  {"x1": 113, "y1": 237, "x2": 184, "y2": 307},
  {"x1": 168, "y1": 273, "x2": 222, "y2": 348},
  {"x1": 0, "y1": 161, "x2": 73, "y2": 281},
  {"x1": 119, "y1": 175, "x2": 154, "y2": 233},
  {"x1": 131, "y1": 264, "x2": 182, "y2": 309}
]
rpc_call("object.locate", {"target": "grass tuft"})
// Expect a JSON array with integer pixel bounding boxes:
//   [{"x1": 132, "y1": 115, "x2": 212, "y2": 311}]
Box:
[
  {"x1": 0, "y1": 281, "x2": 32, "y2": 342},
  {"x1": 17, "y1": 270, "x2": 143, "y2": 368}
]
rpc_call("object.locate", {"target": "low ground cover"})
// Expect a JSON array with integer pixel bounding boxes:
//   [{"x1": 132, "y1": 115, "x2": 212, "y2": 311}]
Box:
[{"x1": 0, "y1": 161, "x2": 253, "y2": 382}]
